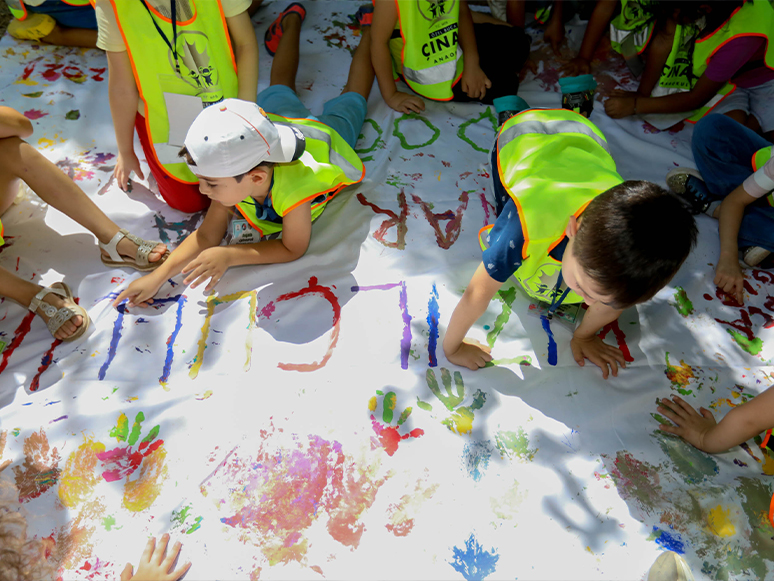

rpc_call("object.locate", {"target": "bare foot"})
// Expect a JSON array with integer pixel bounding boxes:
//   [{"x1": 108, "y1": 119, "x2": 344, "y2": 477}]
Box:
[{"x1": 33, "y1": 283, "x2": 84, "y2": 340}]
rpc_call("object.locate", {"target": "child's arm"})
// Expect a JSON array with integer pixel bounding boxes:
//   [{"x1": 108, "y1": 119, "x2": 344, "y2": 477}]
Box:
[
  {"x1": 458, "y1": 1, "x2": 491, "y2": 99},
  {"x1": 182, "y1": 201, "x2": 313, "y2": 289},
  {"x1": 506, "y1": 1, "x2": 526, "y2": 28},
  {"x1": 561, "y1": 0, "x2": 617, "y2": 76},
  {"x1": 0, "y1": 106, "x2": 33, "y2": 139},
  {"x1": 657, "y1": 390, "x2": 774, "y2": 453},
  {"x1": 226, "y1": 10, "x2": 260, "y2": 102},
  {"x1": 113, "y1": 202, "x2": 230, "y2": 307},
  {"x1": 107, "y1": 50, "x2": 144, "y2": 191},
  {"x1": 371, "y1": 0, "x2": 425, "y2": 113},
  {"x1": 715, "y1": 184, "x2": 758, "y2": 305},
  {"x1": 570, "y1": 301, "x2": 626, "y2": 379},
  {"x1": 442, "y1": 263, "x2": 500, "y2": 370},
  {"x1": 604, "y1": 74, "x2": 726, "y2": 119},
  {"x1": 543, "y1": 0, "x2": 565, "y2": 56}
]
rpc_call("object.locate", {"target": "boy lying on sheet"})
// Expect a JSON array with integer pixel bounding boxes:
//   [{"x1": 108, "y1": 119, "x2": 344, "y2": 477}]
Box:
[
  {"x1": 442, "y1": 108, "x2": 697, "y2": 378},
  {"x1": 114, "y1": 13, "x2": 374, "y2": 308}
]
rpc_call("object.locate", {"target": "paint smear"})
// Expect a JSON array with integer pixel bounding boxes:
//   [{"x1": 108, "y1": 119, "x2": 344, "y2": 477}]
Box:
[
  {"x1": 13, "y1": 428, "x2": 61, "y2": 502},
  {"x1": 427, "y1": 284, "x2": 439, "y2": 367},
  {"x1": 123, "y1": 444, "x2": 167, "y2": 512},
  {"x1": 541, "y1": 315, "x2": 558, "y2": 366},
  {"x1": 597, "y1": 319, "x2": 634, "y2": 362},
  {"x1": 23, "y1": 109, "x2": 48, "y2": 119},
  {"x1": 203, "y1": 430, "x2": 388, "y2": 566},
  {"x1": 490, "y1": 481, "x2": 526, "y2": 521},
  {"x1": 99, "y1": 304, "x2": 125, "y2": 380},
  {"x1": 356, "y1": 190, "x2": 409, "y2": 249},
  {"x1": 59, "y1": 436, "x2": 105, "y2": 508},
  {"x1": 449, "y1": 533, "x2": 500, "y2": 580},
  {"x1": 30, "y1": 337, "x2": 61, "y2": 392},
  {"x1": 672, "y1": 286, "x2": 694, "y2": 316},
  {"x1": 370, "y1": 416, "x2": 424, "y2": 456},
  {"x1": 386, "y1": 474, "x2": 439, "y2": 537},
  {"x1": 462, "y1": 440, "x2": 495, "y2": 481},
  {"x1": 707, "y1": 505, "x2": 736, "y2": 537},
  {"x1": 604, "y1": 451, "x2": 663, "y2": 514},
  {"x1": 664, "y1": 352, "x2": 695, "y2": 394},
  {"x1": 350, "y1": 282, "x2": 413, "y2": 369},
  {"x1": 650, "y1": 526, "x2": 685, "y2": 553},
  {"x1": 654, "y1": 433, "x2": 718, "y2": 484},
  {"x1": 0, "y1": 311, "x2": 35, "y2": 374},
  {"x1": 495, "y1": 429, "x2": 537, "y2": 462},
  {"x1": 159, "y1": 295, "x2": 187, "y2": 386},
  {"x1": 412, "y1": 191, "x2": 469, "y2": 250}
]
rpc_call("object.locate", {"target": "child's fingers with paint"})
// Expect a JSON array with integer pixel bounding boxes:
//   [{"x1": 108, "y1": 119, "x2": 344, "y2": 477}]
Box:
[
  {"x1": 657, "y1": 396, "x2": 717, "y2": 450},
  {"x1": 714, "y1": 257, "x2": 745, "y2": 305}
]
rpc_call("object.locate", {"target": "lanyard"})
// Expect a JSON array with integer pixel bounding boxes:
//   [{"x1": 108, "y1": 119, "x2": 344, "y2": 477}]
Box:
[
  {"x1": 546, "y1": 271, "x2": 570, "y2": 320},
  {"x1": 141, "y1": 1, "x2": 180, "y2": 73}
]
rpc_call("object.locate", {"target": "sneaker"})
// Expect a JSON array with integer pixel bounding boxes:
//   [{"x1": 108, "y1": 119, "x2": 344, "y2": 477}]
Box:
[
  {"x1": 743, "y1": 246, "x2": 772, "y2": 268},
  {"x1": 264, "y1": 2, "x2": 306, "y2": 56},
  {"x1": 666, "y1": 167, "x2": 713, "y2": 215},
  {"x1": 351, "y1": 4, "x2": 373, "y2": 28},
  {"x1": 647, "y1": 551, "x2": 694, "y2": 581}
]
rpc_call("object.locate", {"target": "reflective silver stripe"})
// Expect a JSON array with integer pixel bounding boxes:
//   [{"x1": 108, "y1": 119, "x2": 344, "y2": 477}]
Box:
[
  {"x1": 612, "y1": 27, "x2": 651, "y2": 58},
  {"x1": 277, "y1": 122, "x2": 363, "y2": 182},
  {"x1": 499, "y1": 119, "x2": 610, "y2": 154},
  {"x1": 402, "y1": 47, "x2": 462, "y2": 86}
]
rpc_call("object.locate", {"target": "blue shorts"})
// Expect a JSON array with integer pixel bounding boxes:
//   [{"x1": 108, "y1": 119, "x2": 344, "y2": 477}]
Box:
[
  {"x1": 256, "y1": 85, "x2": 367, "y2": 149},
  {"x1": 28, "y1": 0, "x2": 98, "y2": 30}
]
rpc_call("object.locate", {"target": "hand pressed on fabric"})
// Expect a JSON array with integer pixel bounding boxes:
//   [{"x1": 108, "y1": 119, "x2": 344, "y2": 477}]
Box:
[{"x1": 120, "y1": 535, "x2": 190, "y2": 581}]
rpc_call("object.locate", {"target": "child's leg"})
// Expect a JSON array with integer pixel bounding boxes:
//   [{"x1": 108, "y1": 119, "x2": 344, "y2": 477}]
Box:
[
  {"x1": 269, "y1": 12, "x2": 303, "y2": 91},
  {"x1": 41, "y1": 24, "x2": 98, "y2": 49},
  {"x1": 341, "y1": 27, "x2": 375, "y2": 100},
  {"x1": 692, "y1": 115, "x2": 770, "y2": 196},
  {"x1": 0, "y1": 137, "x2": 165, "y2": 262},
  {"x1": 0, "y1": 266, "x2": 83, "y2": 340}
]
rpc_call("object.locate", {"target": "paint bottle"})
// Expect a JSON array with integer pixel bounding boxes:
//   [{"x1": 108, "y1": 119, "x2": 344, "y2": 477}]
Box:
[{"x1": 559, "y1": 75, "x2": 597, "y2": 118}]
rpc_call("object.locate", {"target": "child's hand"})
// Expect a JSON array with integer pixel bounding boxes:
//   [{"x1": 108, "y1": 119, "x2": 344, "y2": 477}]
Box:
[
  {"x1": 114, "y1": 274, "x2": 164, "y2": 308},
  {"x1": 560, "y1": 56, "x2": 591, "y2": 77},
  {"x1": 445, "y1": 338, "x2": 493, "y2": 371},
  {"x1": 114, "y1": 151, "x2": 145, "y2": 192},
  {"x1": 714, "y1": 256, "x2": 745, "y2": 305},
  {"x1": 387, "y1": 91, "x2": 425, "y2": 113},
  {"x1": 120, "y1": 535, "x2": 191, "y2": 581},
  {"x1": 570, "y1": 334, "x2": 626, "y2": 379},
  {"x1": 656, "y1": 395, "x2": 716, "y2": 451},
  {"x1": 182, "y1": 247, "x2": 231, "y2": 291},
  {"x1": 604, "y1": 91, "x2": 637, "y2": 118},
  {"x1": 460, "y1": 65, "x2": 492, "y2": 100},
  {"x1": 543, "y1": 18, "x2": 565, "y2": 56}
]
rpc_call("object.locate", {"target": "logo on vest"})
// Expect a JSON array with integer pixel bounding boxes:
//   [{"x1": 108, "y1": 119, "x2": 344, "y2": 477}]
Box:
[
  {"x1": 173, "y1": 31, "x2": 223, "y2": 104},
  {"x1": 417, "y1": 0, "x2": 457, "y2": 24},
  {"x1": 421, "y1": 24, "x2": 458, "y2": 61}
]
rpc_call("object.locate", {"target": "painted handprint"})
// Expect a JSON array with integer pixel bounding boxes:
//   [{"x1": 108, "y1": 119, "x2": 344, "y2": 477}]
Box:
[
  {"x1": 13, "y1": 428, "x2": 61, "y2": 501},
  {"x1": 420, "y1": 368, "x2": 487, "y2": 435},
  {"x1": 369, "y1": 390, "x2": 424, "y2": 456},
  {"x1": 97, "y1": 411, "x2": 167, "y2": 511}
]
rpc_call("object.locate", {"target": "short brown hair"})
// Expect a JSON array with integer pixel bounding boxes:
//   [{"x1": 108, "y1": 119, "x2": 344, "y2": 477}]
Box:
[{"x1": 573, "y1": 180, "x2": 697, "y2": 309}]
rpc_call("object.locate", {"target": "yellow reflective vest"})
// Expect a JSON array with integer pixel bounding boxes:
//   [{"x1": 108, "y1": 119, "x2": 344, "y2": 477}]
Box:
[
  {"x1": 236, "y1": 115, "x2": 365, "y2": 237},
  {"x1": 394, "y1": 0, "x2": 464, "y2": 100},
  {"x1": 6, "y1": 0, "x2": 91, "y2": 20},
  {"x1": 492, "y1": 109, "x2": 623, "y2": 304},
  {"x1": 111, "y1": 0, "x2": 238, "y2": 184},
  {"x1": 609, "y1": 0, "x2": 655, "y2": 63}
]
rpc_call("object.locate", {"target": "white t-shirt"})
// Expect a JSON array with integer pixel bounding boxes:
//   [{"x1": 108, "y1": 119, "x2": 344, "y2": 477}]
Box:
[
  {"x1": 744, "y1": 155, "x2": 774, "y2": 199},
  {"x1": 95, "y1": 0, "x2": 251, "y2": 52}
]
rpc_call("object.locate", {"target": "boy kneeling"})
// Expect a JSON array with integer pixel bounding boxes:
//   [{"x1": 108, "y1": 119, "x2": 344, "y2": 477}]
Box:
[
  {"x1": 443, "y1": 109, "x2": 697, "y2": 378},
  {"x1": 115, "y1": 16, "x2": 373, "y2": 308}
]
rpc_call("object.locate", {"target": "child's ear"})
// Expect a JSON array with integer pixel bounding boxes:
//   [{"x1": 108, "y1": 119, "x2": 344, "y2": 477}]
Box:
[
  {"x1": 250, "y1": 166, "x2": 270, "y2": 185},
  {"x1": 565, "y1": 215, "x2": 579, "y2": 238}
]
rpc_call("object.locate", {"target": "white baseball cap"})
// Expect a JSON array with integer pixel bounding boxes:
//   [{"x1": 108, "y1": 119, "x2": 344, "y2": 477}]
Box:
[{"x1": 183, "y1": 98, "x2": 305, "y2": 178}]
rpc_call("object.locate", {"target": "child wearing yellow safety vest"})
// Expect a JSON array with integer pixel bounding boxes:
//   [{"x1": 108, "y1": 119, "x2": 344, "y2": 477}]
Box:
[
  {"x1": 442, "y1": 107, "x2": 697, "y2": 378},
  {"x1": 370, "y1": 0, "x2": 530, "y2": 124},
  {"x1": 5, "y1": 0, "x2": 98, "y2": 48},
  {"x1": 95, "y1": 0, "x2": 259, "y2": 213},
  {"x1": 113, "y1": 12, "x2": 374, "y2": 308},
  {"x1": 605, "y1": 0, "x2": 774, "y2": 133},
  {"x1": 666, "y1": 114, "x2": 774, "y2": 303}
]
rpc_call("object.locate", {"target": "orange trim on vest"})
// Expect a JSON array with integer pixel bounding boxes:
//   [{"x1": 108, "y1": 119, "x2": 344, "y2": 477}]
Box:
[
  {"x1": 495, "y1": 135, "x2": 530, "y2": 260},
  {"x1": 695, "y1": 4, "x2": 746, "y2": 46},
  {"x1": 696, "y1": 32, "x2": 771, "y2": 69},
  {"x1": 684, "y1": 85, "x2": 738, "y2": 124},
  {"x1": 769, "y1": 490, "x2": 774, "y2": 529},
  {"x1": 636, "y1": 22, "x2": 655, "y2": 56},
  {"x1": 235, "y1": 205, "x2": 265, "y2": 238},
  {"x1": 144, "y1": 0, "x2": 197, "y2": 26}
]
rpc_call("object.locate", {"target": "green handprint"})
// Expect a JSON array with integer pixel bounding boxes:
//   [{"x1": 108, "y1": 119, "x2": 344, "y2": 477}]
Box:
[
  {"x1": 420, "y1": 368, "x2": 487, "y2": 435},
  {"x1": 369, "y1": 390, "x2": 424, "y2": 456}
]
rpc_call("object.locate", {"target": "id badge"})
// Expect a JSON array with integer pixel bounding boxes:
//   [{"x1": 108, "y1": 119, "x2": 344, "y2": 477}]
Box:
[
  {"x1": 231, "y1": 219, "x2": 258, "y2": 244},
  {"x1": 527, "y1": 300, "x2": 582, "y2": 332}
]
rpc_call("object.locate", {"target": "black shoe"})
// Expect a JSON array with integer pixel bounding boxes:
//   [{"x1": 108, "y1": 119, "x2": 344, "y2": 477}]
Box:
[{"x1": 666, "y1": 168, "x2": 713, "y2": 215}]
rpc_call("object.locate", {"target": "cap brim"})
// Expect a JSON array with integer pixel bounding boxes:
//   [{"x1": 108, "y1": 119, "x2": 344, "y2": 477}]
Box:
[{"x1": 265, "y1": 124, "x2": 305, "y2": 163}]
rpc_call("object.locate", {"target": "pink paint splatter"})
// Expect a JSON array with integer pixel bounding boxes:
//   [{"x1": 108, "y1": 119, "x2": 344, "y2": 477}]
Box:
[
  {"x1": 23, "y1": 109, "x2": 47, "y2": 120},
  {"x1": 370, "y1": 417, "x2": 424, "y2": 456}
]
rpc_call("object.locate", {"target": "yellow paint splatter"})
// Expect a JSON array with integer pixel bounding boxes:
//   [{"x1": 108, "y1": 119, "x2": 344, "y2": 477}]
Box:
[
  {"x1": 196, "y1": 390, "x2": 213, "y2": 401},
  {"x1": 368, "y1": 396, "x2": 377, "y2": 412},
  {"x1": 707, "y1": 505, "x2": 736, "y2": 537},
  {"x1": 15, "y1": 79, "x2": 38, "y2": 86},
  {"x1": 59, "y1": 436, "x2": 105, "y2": 508},
  {"x1": 123, "y1": 445, "x2": 167, "y2": 512},
  {"x1": 761, "y1": 451, "x2": 774, "y2": 476}
]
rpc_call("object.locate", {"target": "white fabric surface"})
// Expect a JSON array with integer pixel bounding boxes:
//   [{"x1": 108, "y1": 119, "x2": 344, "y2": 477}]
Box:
[{"x1": 0, "y1": 3, "x2": 772, "y2": 580}]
